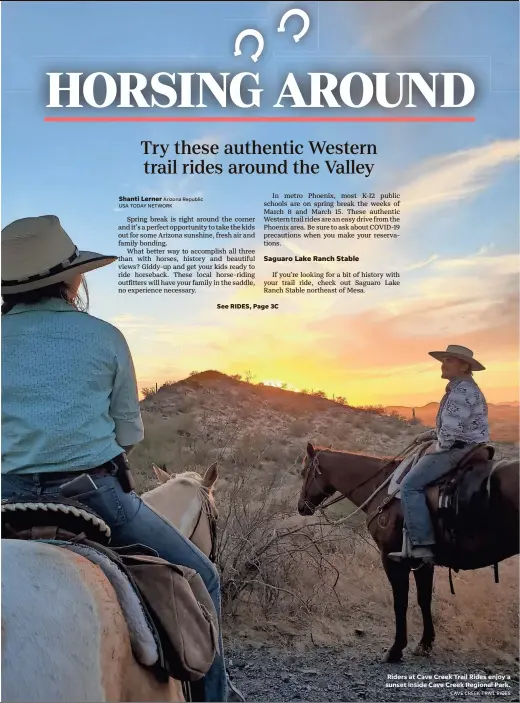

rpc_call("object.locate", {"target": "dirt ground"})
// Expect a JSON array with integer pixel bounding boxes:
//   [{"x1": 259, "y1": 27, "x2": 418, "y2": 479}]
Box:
[{"x1": 226, "y1": 638, "x2": 519, "y2": 702}]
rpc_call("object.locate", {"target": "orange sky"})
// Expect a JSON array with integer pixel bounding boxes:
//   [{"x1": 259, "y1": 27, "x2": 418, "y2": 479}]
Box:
[
  {"x1": 118, "y1": 247, "x2": 519, "y2": 407},
  {"x1": 126, "y1": 278, "x2": 519, "y2": 407}
]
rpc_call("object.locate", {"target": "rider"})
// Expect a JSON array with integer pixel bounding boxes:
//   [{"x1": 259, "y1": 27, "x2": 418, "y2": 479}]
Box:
[
  {"x1": 1, "y1": 215, "x2": 243, "y2": 702},
  {"x1": 389, "y1": 344, "x2": 490, "y2": 562}
]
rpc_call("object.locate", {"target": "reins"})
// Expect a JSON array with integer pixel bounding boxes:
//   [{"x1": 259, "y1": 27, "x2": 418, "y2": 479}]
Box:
[
  {"x1": 314, "y1": 440, "x2": 418, "y2": 526},
  {"x1": 189, "y1": 488, "x2": 219, "y2": 563}
]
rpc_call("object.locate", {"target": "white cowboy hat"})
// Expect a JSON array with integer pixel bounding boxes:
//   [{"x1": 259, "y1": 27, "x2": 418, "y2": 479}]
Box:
[
  {"x1": 428, "y1": 344, "x2": 485, "y2": 371},
  {"x1": 1, "y1": 215, "x2": 116, "y2": 294}
]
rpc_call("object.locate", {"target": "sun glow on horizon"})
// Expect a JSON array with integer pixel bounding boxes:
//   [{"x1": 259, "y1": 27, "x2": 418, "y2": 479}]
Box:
[{"x1": 261, "y1": 379, "x2": 301, "y2": 393}]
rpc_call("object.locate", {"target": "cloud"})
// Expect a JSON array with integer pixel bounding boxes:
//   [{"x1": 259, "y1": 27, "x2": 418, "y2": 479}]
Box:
[
  {"x1": 399, "y1": 140, "x2": 520, "y2": 215},
  {"x1": 376, "y1": 250, "x2": 519, "y2": 333},
  {"x1": 350, "y1": 1, "x2": 440, "y2": 56},
  {"x1": 278, "y1": 139, "x2": 518, "y2": 278},
  {"x1": 313, "y1": 248, "x2": 519, "y2": 365},
  {"x1": 404, "y1": 254, "x2": 439, "y2": 271}
]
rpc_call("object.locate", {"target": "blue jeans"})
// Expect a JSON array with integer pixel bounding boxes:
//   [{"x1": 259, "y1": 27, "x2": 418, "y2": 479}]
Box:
[
  {"x1": 400, "y1": 446, "x2": 471, "y2": 546},
  {"x1": 1, "y1": 471, "x2": 227, "y2": 702}
]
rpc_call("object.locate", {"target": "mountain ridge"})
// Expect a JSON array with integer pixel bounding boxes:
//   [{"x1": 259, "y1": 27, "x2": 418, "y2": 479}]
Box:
[
  {"x1": 385, "y1": 401, "x2": 519, "y2": 443},
  {"x1": 141, "y1": 371, "x2": 519, "y2": 445}
]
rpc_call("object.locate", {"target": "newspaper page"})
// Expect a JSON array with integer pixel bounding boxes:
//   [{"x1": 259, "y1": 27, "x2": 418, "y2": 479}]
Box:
[{"x1": 1, "y1": 2, "x2": 519, "y2": 702}]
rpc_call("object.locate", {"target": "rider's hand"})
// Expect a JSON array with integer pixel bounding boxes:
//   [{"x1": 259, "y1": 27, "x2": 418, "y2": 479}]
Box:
[{"x1": 414, "y1": 429, "x2": 436, "y2": 444}]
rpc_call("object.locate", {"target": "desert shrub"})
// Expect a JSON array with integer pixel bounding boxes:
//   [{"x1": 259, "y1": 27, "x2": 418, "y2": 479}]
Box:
[
  {"x1": 176, "y1": 395, "x2": 196, "y2": 413},
  {"x1": 216, "y1": 461, "x2": 352, "y2": 617},
  {"x1": 289, "y1": 419, "x2": 313, "y2": 436},
  {"x1": 357, "y1": 404, "x2": 386, "y2": 415},
  {"x1": 382, "y1": 423, "x2": 401, "y2": 438},
  {"x1": 268, "y1": 400, "x2": 289, "y2": 413},
  {"x1": 160, "y1": 380, "x2": 177, "y2": 390},
  {"x1": 349, "y1": 414, "x2": 365, "y2": 429},
  {"x1": 131, "y1": 412, "x2": 199, "y2": 479},
  {"x1": 385, "y1": 410, "x2": 407, "y2": 422},
  {"x1": 141, "y1": 386, "x2": 157, "y2": 399},
  {"x1": 229, "y1": 432, "x2": 275, "y2": 468},
  {"x1": 173, "y1": 412, "x2": 197, "y2": 436}
]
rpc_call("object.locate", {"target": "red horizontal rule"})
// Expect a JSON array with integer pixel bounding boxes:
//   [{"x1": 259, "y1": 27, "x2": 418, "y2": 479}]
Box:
[{"x1": 44, "y1": 115, "x2": 475, "y2": 123}]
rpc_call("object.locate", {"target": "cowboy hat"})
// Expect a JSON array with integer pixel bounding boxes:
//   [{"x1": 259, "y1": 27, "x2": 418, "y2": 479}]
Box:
[
  {"x1": 428, "y1": 344, "x2": 485, "y2": 371},
  {"x1": 1, "y1": 215, "x2": 116, "y2": 294}
]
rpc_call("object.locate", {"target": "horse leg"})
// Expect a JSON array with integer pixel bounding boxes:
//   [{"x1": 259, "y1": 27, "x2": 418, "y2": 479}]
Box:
[
  {"x1": 382, "y1": 556, "x2": 410, "y2": 663},
  {"x1": 412, "y1": 563, "x2": 435, "y2": 656}
]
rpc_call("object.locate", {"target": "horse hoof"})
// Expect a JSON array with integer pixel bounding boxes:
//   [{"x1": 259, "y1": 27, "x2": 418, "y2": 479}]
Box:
[
  {"x1": 413, "y1": 643, "x2": 432, "y2": 657},
  {"x1": 382, "y1": 649, "x2": 404, "y2": 664}
]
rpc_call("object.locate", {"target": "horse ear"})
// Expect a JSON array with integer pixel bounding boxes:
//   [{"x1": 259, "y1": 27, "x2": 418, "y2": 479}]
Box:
[
  {"x1": 307, "y1": 442, "x2": 315, "y2": 458},
  {"x1": 152, "y1": 463, "x2": 171, "y2": 484},
  {"x1": 202, "y1": 462, "x2": 218, "y2": 488}
]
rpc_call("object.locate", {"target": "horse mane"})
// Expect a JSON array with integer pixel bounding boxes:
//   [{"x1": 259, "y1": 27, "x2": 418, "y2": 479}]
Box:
[
  {"x1": 143, "y1": 469, "x2": 208, "y2": 503},
  {"x1": 172, "y1": 470, "x2": 205, "y2": 485}
]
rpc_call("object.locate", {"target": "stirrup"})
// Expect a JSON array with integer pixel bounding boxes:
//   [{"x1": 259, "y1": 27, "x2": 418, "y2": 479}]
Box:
[
  {"x1": 388, "y1": 527, "x2": 413, "y2": 560},
  {"x1": 388, "y1": 530, "x2": 435, "y2": 563}
]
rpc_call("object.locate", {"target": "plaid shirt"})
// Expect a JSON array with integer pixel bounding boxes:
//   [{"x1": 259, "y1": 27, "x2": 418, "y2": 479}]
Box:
[{"x1": 434, "y1": 377, "x2": 490, "y2": 451}]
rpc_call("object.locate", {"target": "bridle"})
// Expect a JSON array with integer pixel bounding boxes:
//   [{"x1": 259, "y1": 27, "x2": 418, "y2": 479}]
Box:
[
  {"x1": 301, "y1": 452, "x2": 336, "y2": 513},
  {"x1": 302, "y1": 447, "x2": 410, "y2": 515},
  {"x1": 189, "y1": 488, "x2": 219, "y2": 563}
]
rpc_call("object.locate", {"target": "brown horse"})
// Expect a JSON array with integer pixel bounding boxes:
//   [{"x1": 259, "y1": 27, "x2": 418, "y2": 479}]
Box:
[{"x1": 297, "y1": 442, "x2": 519, "y2": 663}]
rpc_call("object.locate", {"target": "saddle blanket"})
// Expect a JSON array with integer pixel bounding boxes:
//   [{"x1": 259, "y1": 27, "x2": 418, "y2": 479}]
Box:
[{"x1": 50, "y1": 541, "x2": 159, "y2": 667}]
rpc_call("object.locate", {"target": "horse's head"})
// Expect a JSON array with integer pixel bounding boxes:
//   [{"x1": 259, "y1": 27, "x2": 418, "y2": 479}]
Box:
[
  {"x1": 143, "y1": 462, "x2": 219, "y2": 561},
  {"x1": 297, "y1": 442, "x2": 336, "y2": 516}
]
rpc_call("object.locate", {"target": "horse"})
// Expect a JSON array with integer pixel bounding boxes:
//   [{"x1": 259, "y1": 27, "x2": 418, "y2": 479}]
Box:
[
  {"x1": 144, "y1": 462, "x2": 218, "y2": 562},
  {"x1": 297, "y1": 442, "x2": 519, "y2": 663},
  {"x1": 1, "y1": 462, "x2": 219, "y2": 702}
]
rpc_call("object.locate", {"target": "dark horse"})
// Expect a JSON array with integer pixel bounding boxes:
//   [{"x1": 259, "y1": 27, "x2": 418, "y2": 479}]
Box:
[{"x1": 298, "y1": 442, "x2": 519, "y2": 663}]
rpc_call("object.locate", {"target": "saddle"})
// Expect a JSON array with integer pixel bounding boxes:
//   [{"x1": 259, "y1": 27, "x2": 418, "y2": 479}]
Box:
[
  {"x1": 1, "y1": 492, "x2": 217, "y2": 695},
  {"x1": 390, "y1": 443, "x2": 498, "y2": 572},
  {"x1": 1, "y1": 494, "x2": 112, "y2": 543},
  {"x1": 424, "y1": 443, "x2": 497, "y2": 571}
]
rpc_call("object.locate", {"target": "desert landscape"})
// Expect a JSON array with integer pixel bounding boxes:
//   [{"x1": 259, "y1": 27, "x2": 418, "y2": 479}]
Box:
[
  {"x1": 133, "y1": 371, "x2": 519, "y2": 701},
  {"x1": 385, "y1": 402, "x2": 520, "y2": 444}
]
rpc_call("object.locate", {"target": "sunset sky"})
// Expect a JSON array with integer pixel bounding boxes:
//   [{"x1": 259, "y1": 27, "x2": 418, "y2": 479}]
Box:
[{"x1": 2, "y1": 1, "x2": 519, "y2": 407}]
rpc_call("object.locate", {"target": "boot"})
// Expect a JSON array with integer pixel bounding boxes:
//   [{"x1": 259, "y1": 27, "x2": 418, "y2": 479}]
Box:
[{"x1": 388, "y1": 529, "x2": 435, "y2": 563}]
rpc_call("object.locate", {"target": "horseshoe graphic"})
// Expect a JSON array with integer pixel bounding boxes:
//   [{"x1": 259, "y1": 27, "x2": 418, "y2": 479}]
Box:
[
  {"x1": 277, "y1": 9, "x2": 310, "y2": 43},
  {"x1": 234, "y1": 29, "x2": 265, "y2": 62}
]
